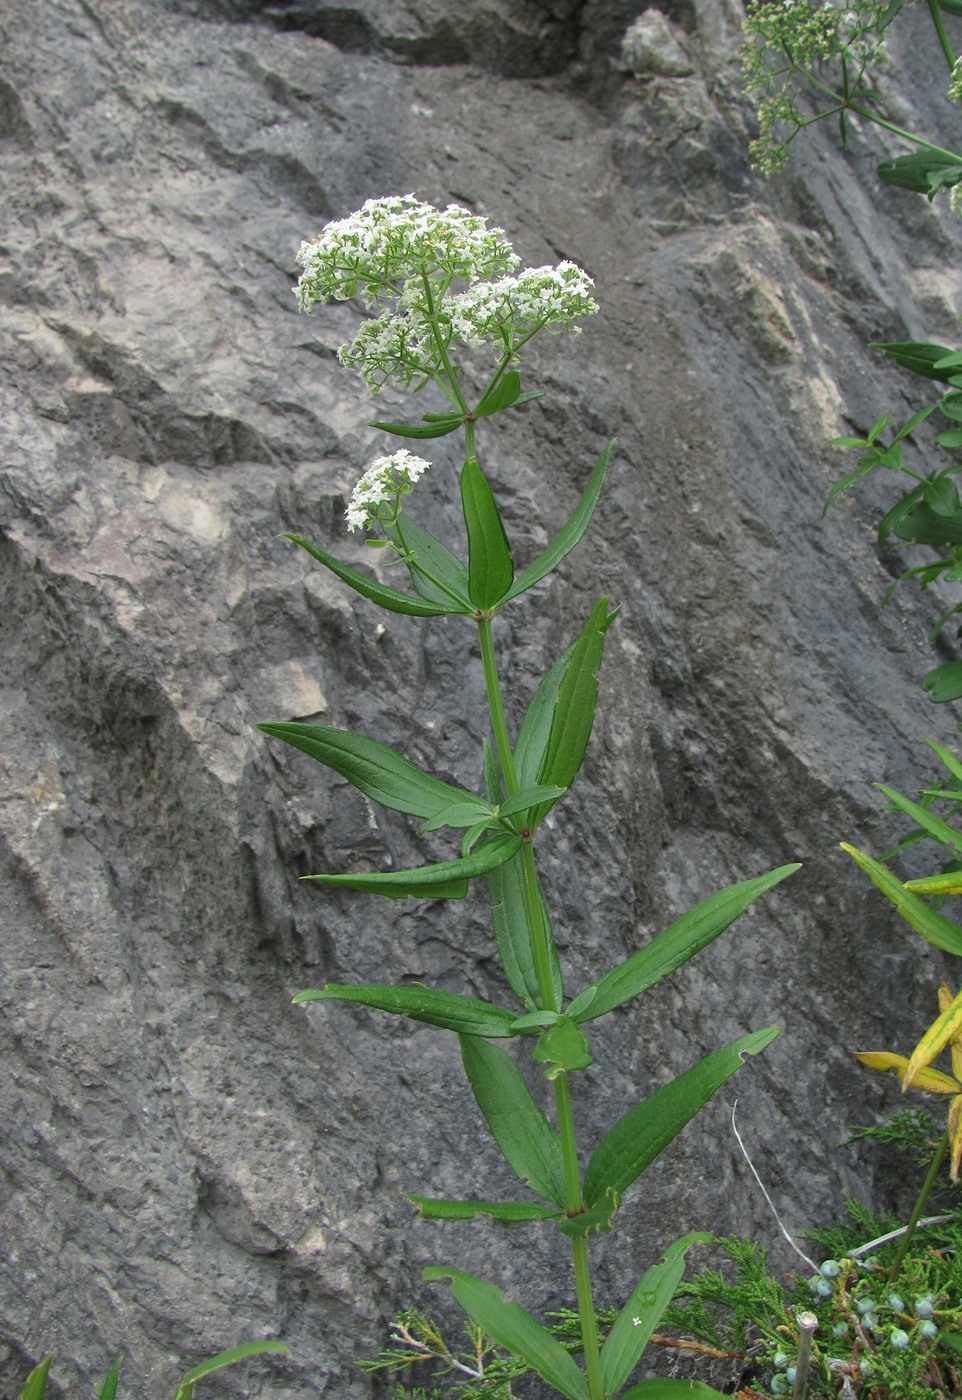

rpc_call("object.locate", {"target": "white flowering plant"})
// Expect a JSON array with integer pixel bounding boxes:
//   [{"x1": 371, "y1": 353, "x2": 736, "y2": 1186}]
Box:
[{"x1": 261, "y1": 196, "x2": 798, "y2": 1400}]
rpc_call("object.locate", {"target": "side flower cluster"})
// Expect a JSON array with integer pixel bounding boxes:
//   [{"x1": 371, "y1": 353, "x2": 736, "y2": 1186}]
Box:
[
  {"x1": 294, "y1": 195, "x2": 598, "y2": 393},
  {"x1": 345, "y1": 449, "x2": 431, "y2": 532}
]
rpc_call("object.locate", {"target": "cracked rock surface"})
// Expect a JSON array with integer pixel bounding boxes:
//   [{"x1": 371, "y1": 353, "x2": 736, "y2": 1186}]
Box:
[{"x1": 3, "y1": 0, "x2": 962, "y2": 1394}]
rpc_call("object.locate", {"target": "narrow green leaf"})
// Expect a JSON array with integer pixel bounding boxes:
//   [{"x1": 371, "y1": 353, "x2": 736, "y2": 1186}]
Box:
[
  {"x1": 293, "y1": 983, "x2": 519, "y2": 1038},
  {"x1": 306, "y1": 833, "x2": 523, "y2": 900},
  {"x1": 927, "y1": 738, "x2": 962, "y2": 788},
  {"x1": 369, "y1": 414, "x2": 463, "y2": 438},
  {"x1": 97, "y1": 1357, "x2": 123, "y2": 1400},
  {"x1": 382, "y1": 511, "x2": 472, "y2": 610},
  {"x1": 923, "y1": 661, "x2": 962, "y2": 703},
  {"x1": 419, "y1": 797, "x2": 496, "y2": 833},
  {"x1": 566, "y1": 865, "x2": 801, "y2": 1024},
  {"x1": 536, "y1": 597, "x2": 618, "y2": 799},
  {"x1": 925, "y1": 475, "x2": 962, "y2": 516},
  {"x1": 257, "y1": 722, "x2": 479, "y2": 821},
  {"x1": 583, "y1": 1028, "x2": 780, "y2": 1206},
  {"x1": 532, "y1": 1016, "x2": 593, "y2": 1079},
  {"x1": 460, "y1": 1035, "x2": 567, "y2": 1206},
  {"x1": 502, "y1": 442, "x2": 613, "y2": 603},
  {"x1": 475, "y1": 370, "x2": 522, "y2": 418},
  {"x1": 20, "y1": 1358, "x2": 53, "y2": 1400},
  {"x1": 461, "y1": 458, "x2": 514, "y2": 609},
  {"x1": 871, "y1": 341, "x2": 958, "y2": 382},
  {"x1": 601, "y1": 1233, "x2": 710, "y2": 1396},
  {"x1": 877, "y1": 151, "x2": 962, "y2": 194},
  {"x1": 406, "y1": 1194, "x2": 559, "y2": 1222},
  {"x1": 556, "y1": 1186, "x2": 620, "y2": 1239},
  {"x1": 894, "y1": 502, "x2": 962, "y2": 546},
  {"x1": 878, "y1": 482, "x2": 926, "y2": 547},
  {"x1": 488, "y1": 850, "x2": 564, "y2": 1011},
  {"x1": 823, "y1": 456, "x2": 887, "y2": 515},
  {"x1": 619, "y1": 1381, "x2": 730, "y2": 1399},
  {"x1": 285, "y1": 534, "x2": 455, "y2": 616},
  {"x1": 515, "y1": 647, "x2": 574, "y2": 789},
  {"x1": 497, "y1": 784, "x2": 567, "y2": 821},
  {"x1": 876, "y1": 783, "x2": 962, "y2": 857},
  {"x1": 423, "y1": 1267, "x2": 589, "y2": 1400},
  {"x1": 177, "y1": 1342, "x2": 288, "y2": 1390},
  {"x1": 839, "y1": 843, "x2": 962, "y2": 954}
]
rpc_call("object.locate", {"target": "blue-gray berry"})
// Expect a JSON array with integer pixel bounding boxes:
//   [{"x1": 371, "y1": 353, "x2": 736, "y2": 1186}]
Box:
[{"x1": 890, "y1": 1328, "x2": 910, "y2": 1349}]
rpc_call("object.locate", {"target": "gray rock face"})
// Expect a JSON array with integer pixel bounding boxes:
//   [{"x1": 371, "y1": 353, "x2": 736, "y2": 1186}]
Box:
[{"x1": 2, "y1": 0, "x2": 961, "y2": 1394}]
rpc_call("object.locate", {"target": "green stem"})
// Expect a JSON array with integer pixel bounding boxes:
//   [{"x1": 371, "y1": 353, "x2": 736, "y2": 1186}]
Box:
[
  {"x1": 926, "y1": 0, "x2": 956, "y2": 74},
  {"x1": 477, "y1": 616, "x2": 519, "y2": 793},
  {"x1": 800, "y1": 67, "x2": 962, "y2": 162},
  {"x1": 888, "y1": 1133, "x2": 949, "y2": 1282}
]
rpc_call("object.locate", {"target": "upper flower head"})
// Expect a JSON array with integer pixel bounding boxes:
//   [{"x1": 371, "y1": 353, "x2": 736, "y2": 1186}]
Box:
[
  {"x1": 293, "y1": 196, "x2": 598, "y2": 395},
  {"x1": 345, "y1": 449, "x2": 431, "y2": 532}
]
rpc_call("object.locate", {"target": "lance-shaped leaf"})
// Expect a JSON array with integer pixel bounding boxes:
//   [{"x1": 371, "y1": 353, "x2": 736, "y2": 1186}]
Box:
[
  {"x1": 567, "y1": 865, "x2": 800, "y2": 1024},
  {"x1": 583, "y1": 1027, "x2": 779, "y2": 1207},
  {"x1": 475, "y1": 369, "x2": 522, "y2": 417},
  {"x1": 293, "y1": 983, "x2": 519, "y2": 1037},
  {"x1": 601, "y1": 1232, "x2": 711, "y2": 1397},
  {"x1": 488, "y1": 848, "x2": 564, "y2": 1011},
  {"x1": 502, "y1": 441, "x2": 613, "y2": 603},
  {"x1": 369, "y1": 412, "x2": 463, "y2": 438},
  {"x1": 840, "y1": 843, "x2": 962, "y2": 955},
  {"x1": 174, "y1": 1342, "x2": 289, "y2": 1400},
  {"x1": 423, "y1": 1267, "x2": 589, "y2": 1400},
  {"x1": 877, "y1": 150, "x2": 962, "y2": 196},
  {"x1": 556, "y1": 1186, "x2": 620, "y2": 1239},
  {"x1": 619, "y1": 1381, "x2": 729, "y2": 1399},
  {"x1": 419, "y1": 796, "x2": 498, "y2": 833},
  {"x1": 870, "y1": 340, "x2": 958, "y2": 382},
  {"x1": 285, "y1": 534, "x2": 456, "y2": 616},
  {"x1": 904, "y1": 985, "x2": 962, "y2": 1088},
  {"x1": 98, "y1": 1357, "x2": 123, "y2": 1400},
  {"x1": 306, "y1": 833, "x2": 522, "y2": 900},
  {"x1": 21, "y1": 1358, "x2": 53, "y2": 1400},
  {"x1": 460, "y1": 1034, "x2": 567, "y2": 1206},
  {"x1": 382, "y1": 511, "x2": 473, "y2": 610},
  {"x1": 876, "y1": 783, "x2": 962, "y2": 858},
  {"x1": 515, "y1": 646, "x2": 574, "y2": 788},
  {"x1": 258, "y1": 722, "x2": 479, "y2": 822},
  {"x1": 855, "y1": 1050, "x2": 959, "y2": 1095},
  {"x1": 532, "y1": 598, "x2": 618, "y2": 823},
  {"x1": 461, "y1": 457, "x2": 514, "y2": 609},
  {"x1": 406, "y1": 1195, "x2": 559, "y2": 1222}
]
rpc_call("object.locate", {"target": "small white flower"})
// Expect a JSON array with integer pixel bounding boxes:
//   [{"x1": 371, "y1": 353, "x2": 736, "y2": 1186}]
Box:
[{"x1": 346, "y1": 449, "x2": 431, "y2": 531}]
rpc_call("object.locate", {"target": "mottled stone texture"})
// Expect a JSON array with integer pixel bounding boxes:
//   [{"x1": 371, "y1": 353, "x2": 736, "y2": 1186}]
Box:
[{"x1": 2, "y1": 0, "x2": 962, "y2": 1394}]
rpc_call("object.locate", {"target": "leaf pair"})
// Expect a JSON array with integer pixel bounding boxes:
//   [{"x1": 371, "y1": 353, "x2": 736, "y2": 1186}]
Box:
[
  {"x1": 423, "y1": 1234, "x2": 729, "y2": 1400},
  {"x1": 370, "y1": 369, "x2": 542, "y2": 440}
]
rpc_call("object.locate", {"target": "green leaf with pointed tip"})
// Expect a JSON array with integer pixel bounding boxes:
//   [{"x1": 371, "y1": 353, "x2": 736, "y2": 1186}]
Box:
[
  {"x1": 876, "y1": 783, "x2": 962, "y2": 857},
  {"x1": 475, "y1": 370, "x2": 522, "y2": 417},
  {"x1": 893, "y1": 502, "x2": 962, "y2": 547},
  {"x1": 511, "y1": 1009, "x2": 560, "y2": 1032},
  {"x1": 293, "y1": 983, "x2": 519, "y2": 1038},
  {"x1": 406, "y1": 1195, "x2": 559, "y2": 1222},
  {"x1": 306, "y1": 833, "x2": 522, "y2": 900},
  {"x1": 174, "y1": 1342, "x2": 289, "y2": 1399},
  {"x1": 557, "y1": 1186, "x2": 620, "y2": 1239},
  {"x1": 382, "y1": 511, "x2": 473, "y2": 610},
  {"x1": 877, "y1": 151, "x2": 962, "y2": 195},
  {"x1": 619, "y1": 1381, "x2": 730, "y2": 1399},
  {"x1": 601, "y1": 1233, "x2": 710, "y2": 1396},
  {"x1": 871, "y1": 341, "x2": 958, "y2": 382},
  {"x1": 497, "y1": 784, "x2": 567, "y2": 821},
  {"x1": 20, "y1": 1358, "x2": 53, "y2": 1400},
  {"x1": 532, "y1": 1016, "x2": 593, "y2": 1079},
  {"x1": 927, "y1": 737, "x2": 962, "y2": 787},
  {"x1": 583, "y1": 1028, "x2": 780, "y2": 1207},
  {"x1": 566, "y1": 865, "x2": 800, "y2": 1024},
  {"x1": 286, "y1": 535, "x2": 455, "y2": 616},
  {"x1": 839, "y1": 843, "x2": 962, "y2": 954},
  {"x1": 460, "y1": 1035, "x2": 567, "y2": 1207},
  {"x1": 515, "y1": 647, "x2": 573, "y2": 789},
  {"x1": 258, "y1": 723, "x2": 479, "y2": 821},
  {"x1": 369, "y1": 414, "x2": 463, "y2": 438},
  {"x1": 419, "y1": 797, "x2": 497, "y2": 833},
  {"x1": 534, "y1": 598, "x2": 618, "y2": 819},
  {"x1": 923, "y1": 661, "x2": 962, "y2": 703},
  {"x1": 423, "y1": 1267, "x2": 589, "y2": 1400},
  {"x1": 461, "y1": 458, "x2": 514, "y2": 609},
  {"x1": 502, "y1": 441, "x2": 613, "y2": 603},
  {"x1": 97, "y1": 1358, "x2": 123, "y2": 1400},
  {"x1": 487, "y1": 850, "x2": 564, "y2": 1010}
]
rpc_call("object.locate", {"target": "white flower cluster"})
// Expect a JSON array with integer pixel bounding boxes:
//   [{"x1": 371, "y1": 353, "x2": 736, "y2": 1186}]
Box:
[
  {"x1": 950, "y1": 56, "x2": 962, "y2": 105},
  {"x1": 294, "y1": 195, "x2": 598, "y2": 393},
  {"x1": 345, "y1": 449, "x2": 431, "y2": 532}
]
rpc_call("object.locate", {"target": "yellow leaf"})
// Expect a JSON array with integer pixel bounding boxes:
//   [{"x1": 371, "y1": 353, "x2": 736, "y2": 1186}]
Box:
[
  {"x1": 904, "y1": 986, "x2": 962, "y2": 1088},
  {"x1": 949, "y1": 1096, "x2": 962, "y2": 1183},
  {"x1": 904, "y1": 872, "x2": 962, "y2": 896},
  {"x1": 855, "y1": 1051, "x2": 958, "y2": 1094}
]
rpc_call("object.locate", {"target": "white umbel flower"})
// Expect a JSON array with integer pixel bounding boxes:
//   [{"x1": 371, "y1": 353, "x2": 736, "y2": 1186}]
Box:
[{"x1": 346, "y1": 449, "x2": 431, "y2": 531}]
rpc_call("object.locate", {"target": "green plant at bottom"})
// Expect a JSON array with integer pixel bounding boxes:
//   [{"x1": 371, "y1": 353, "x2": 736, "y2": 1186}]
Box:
[{"x1": 19, "y1": 1341, "x2": 287, "y2": 1400}]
